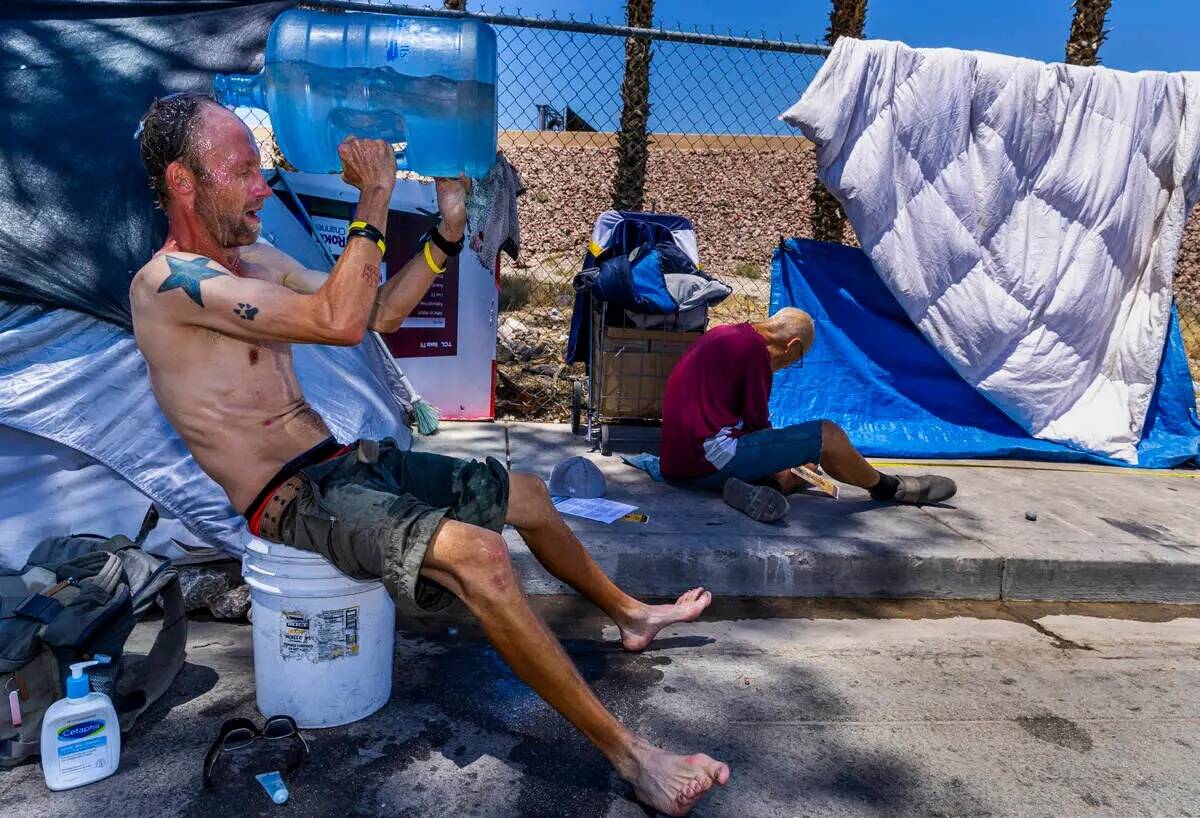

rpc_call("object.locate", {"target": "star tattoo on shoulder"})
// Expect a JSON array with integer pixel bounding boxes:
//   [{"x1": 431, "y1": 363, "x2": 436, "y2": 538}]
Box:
[
  {"x1": 234, "y1": 303, "x2": 259, "y2": 321},
  {"x1": 157, "y1": 255, "x2": 226, "y2": 307}
]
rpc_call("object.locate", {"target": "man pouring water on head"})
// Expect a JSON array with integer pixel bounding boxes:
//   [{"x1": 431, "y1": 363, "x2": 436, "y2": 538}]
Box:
[{"x1": 129, "y1": 94, "x2": 729, "y2": 816}]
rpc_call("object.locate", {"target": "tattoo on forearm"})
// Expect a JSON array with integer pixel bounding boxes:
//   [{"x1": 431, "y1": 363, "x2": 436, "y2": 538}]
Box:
[
  {"x1": 234, "y1": 303, "x2": 259, "y2": 321},
  {"x1": 157, "y1": 255, "x2": 226, "y2": 307},
  {"x1": 361, "y1": 264, "x2": 381, "y2": 284}
]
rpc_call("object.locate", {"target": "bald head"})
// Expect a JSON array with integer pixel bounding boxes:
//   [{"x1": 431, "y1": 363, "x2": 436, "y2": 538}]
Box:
[
  {"x1": 752, "y1": 308, "x2": 815, "y2": 371},
  {"x1": 764, "y1": 307, "x2": 814, "y2": 347}
]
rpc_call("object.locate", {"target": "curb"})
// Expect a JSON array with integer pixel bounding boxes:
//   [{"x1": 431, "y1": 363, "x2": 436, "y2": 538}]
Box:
[{"x1": 506, "y1": 532, "x2": 1200, "y2": 603}]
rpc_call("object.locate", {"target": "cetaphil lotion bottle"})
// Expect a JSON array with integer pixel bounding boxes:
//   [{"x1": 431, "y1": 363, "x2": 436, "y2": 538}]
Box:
[{"x1": 40, "y1": 655, "x2": 121, "y2": 790}]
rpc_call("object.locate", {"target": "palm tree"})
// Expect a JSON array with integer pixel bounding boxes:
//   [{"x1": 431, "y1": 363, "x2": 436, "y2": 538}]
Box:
[
  {"x1": 612, "y1": 0, "x2": 654, "y2": 212},
  {"x1": 1065, "y1": 0, "x2": 1113, "y2": 66},
  {"x1": 810, "y1": 0, "x2": 868, "y2": 244}
]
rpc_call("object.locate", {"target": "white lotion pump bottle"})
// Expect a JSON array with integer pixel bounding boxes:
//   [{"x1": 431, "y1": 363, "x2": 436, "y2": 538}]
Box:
[{"x1": 40, "y1": 655, "x2": 121, "y2": 790}]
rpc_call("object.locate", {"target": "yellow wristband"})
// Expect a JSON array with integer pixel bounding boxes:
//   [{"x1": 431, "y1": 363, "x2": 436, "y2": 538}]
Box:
[
  {"x1": 423, "y1": 241, "x2": 446, "y2": 275},
  {"x1": 347, "y1": 220, "x2": 386, "y2": 255}
]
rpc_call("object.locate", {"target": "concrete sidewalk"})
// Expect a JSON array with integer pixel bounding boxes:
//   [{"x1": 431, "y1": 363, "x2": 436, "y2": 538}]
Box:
[{"x1": 418, "y1": 422, "x2": 1200, "y2": 603}]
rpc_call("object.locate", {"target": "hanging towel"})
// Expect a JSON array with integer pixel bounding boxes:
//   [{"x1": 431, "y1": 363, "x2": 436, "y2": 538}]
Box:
[{"x1": 466, "y1": 151, "x2": 525, "y2": 269}]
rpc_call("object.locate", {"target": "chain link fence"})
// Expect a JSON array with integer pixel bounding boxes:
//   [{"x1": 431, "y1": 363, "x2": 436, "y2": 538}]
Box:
[
  {"x1": 1177, "y1": 230, "x2": 1200, "y2": 407},
  {"x1": 484, "y1": 9, "x2": 829, "y2": 419},
  {"x1": 248, "y1": 3, "x2": 1200, "y2": 420}
]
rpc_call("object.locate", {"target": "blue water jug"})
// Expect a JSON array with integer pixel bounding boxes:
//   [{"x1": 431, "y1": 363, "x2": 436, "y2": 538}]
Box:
[{"x1": 214, "y1": 9, "x2": 497, "y2": 178}]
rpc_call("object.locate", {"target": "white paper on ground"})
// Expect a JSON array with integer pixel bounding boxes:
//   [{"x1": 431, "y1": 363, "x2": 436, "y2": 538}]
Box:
[{"x1": 550, "y1": 496, "x2": 638, "y2": 524}]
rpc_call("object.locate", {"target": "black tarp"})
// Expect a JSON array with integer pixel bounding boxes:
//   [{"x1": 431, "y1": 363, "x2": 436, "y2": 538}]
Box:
[{"x1": 0, "y1": 0, "x2": 294, "y2": 328}]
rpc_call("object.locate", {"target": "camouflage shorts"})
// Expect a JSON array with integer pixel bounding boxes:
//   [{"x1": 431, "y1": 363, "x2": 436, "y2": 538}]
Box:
[{"x1": 279, "y1": 439, "x2": 509, "y2": 612}]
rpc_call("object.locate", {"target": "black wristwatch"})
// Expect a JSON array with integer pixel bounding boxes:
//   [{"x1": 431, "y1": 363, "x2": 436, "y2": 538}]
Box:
[{"x1": 423, "y1": 224, "x2": 464, "y2": 258}]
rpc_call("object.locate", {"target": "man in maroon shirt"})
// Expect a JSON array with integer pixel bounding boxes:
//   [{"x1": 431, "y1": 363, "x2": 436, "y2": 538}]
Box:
[{"x1": 661, "y1": 308, "x2": 956, "y2": 521}]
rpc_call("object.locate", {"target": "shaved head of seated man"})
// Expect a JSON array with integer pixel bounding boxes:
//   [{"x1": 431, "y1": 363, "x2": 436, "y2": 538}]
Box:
[
  {"x1": 130, "y1": 92, "x2": 728, "y2": 815},
  {"x1": 660, "y1": 308, "x2": 957, "y2": 522}
]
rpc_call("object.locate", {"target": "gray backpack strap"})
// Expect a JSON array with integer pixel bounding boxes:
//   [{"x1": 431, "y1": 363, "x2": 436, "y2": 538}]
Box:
[
  {"x1": 0, "y1": 736, "x2": 39, "y2": 762},
  {"x1": 113, "y1": 576, "x2": 187, "y2": 731},
  {"x1": 96, "y1": 515, "x2": 187, "y2": 729},
  {"x1": 89, "y1": 553, "x2": 125, "y2": 596}
]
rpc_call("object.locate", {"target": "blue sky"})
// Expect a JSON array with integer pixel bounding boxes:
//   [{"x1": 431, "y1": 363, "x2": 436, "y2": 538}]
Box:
[
  {"x1": 474, "y1": 1, "x2": 1199, "y2": 134},
  {"x1": 476, "y1": 0, "x2": 1198, "y2": 72}
]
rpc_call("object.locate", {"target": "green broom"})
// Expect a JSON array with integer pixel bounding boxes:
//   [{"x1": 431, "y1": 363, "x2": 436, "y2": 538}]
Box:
[{"x1": 370, "y1": 331, "x2": 440, "y2": 435}]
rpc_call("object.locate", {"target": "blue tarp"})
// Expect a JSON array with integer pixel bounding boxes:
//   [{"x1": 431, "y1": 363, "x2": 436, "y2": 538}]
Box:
[{"x1": 769, "y1": 238, "x2": 1200, "y2": 468}]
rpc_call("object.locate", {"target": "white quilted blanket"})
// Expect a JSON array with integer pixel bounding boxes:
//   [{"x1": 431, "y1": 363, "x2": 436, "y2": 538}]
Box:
[{"x1": 782, "y1": 38, "x2": 1200, "y2": 463}]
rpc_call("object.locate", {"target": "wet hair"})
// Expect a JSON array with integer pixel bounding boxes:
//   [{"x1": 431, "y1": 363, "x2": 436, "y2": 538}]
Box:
[{"x1": 137, "y1": 92, "x2": 217, "y2": 209}]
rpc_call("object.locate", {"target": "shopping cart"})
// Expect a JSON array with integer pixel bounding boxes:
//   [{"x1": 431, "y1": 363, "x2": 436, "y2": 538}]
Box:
[{"x1": 565, "y1": 211, "x2": 731, "y2": 454}]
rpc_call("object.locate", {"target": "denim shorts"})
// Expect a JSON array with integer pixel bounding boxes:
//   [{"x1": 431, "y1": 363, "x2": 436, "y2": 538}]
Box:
[{"x1": 686, "y1": 421, "x2": 825, "y2": 490}]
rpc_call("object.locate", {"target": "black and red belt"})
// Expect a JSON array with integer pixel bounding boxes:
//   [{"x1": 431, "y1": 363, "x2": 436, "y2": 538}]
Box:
[{"x1": 244, "y1": 437, "x2": 351, "y2": 541}]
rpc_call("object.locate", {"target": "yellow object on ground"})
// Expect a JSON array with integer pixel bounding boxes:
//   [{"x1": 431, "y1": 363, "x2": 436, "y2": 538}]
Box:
[{"x1": 867, "y1": 460, "x2": 1200, "y2": 478}]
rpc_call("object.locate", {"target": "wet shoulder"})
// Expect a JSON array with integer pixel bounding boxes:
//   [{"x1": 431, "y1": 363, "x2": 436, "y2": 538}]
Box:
[
  {"x1": 239, "y1": 240, "x2": 294, "y2": 267},
  {"x1": 138, "y1": 251, "x2": 231, "y2": 282},
  {"x1": 238, "y1": 241, "x2": 304, "y2": 286},
  {"x1": 132, "y1": 252, "x2": 232, "y2": 300}
]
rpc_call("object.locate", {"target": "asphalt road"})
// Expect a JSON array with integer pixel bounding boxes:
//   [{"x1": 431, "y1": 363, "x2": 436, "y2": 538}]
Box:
[{"x1": 3, "y1": 599, "x2": 1199, "y2": 817}]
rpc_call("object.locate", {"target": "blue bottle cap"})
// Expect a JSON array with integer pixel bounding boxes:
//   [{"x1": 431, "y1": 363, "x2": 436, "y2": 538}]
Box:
[
  {"x1": 65, "y1": 655, "x2": 110, "y2": 700},
  {"x1": 65, "y1": 672, "x2": 89, "y2": 700}
]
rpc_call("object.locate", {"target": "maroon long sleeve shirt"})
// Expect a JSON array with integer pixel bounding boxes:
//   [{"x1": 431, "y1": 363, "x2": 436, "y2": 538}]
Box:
[{"x1": 660, "y1": 323, "x2": 772, "y2": 479}]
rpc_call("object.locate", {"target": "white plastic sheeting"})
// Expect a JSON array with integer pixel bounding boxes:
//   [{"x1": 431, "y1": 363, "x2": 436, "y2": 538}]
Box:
[
  {"x1": 0, "y1": 296, "x2": 411, "y2": 572},
  {"x1": 0, "y1": 425, "x2": 209, "y2": 571},
  {"x1": 783, "y1": 38, "x2": 1200, "y2": 463}
]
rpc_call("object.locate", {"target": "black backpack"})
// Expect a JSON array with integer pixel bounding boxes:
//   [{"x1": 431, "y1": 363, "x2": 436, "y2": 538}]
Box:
[{"x1": 0, "y1": 509, "x2": 186, "y2": 766}]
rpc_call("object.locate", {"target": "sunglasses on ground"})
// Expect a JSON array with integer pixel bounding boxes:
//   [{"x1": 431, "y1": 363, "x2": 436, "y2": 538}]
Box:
[{"x1": 203, "y1": 714, "x2": 309, "y2": 790}]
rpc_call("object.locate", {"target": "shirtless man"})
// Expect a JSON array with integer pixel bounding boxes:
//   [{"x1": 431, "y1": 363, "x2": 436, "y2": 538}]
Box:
[{"x1": 129, "y1": 93, "x2": 729, "y2": 815}]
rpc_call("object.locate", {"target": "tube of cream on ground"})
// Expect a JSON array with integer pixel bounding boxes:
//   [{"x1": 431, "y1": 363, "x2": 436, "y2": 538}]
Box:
[{"x1": 256, "y1": 770, "x2": 289, "y2": 804}]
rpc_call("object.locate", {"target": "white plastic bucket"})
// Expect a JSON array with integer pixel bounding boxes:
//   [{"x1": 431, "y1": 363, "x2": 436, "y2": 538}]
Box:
[{"x1": 243, "y1": 540, "x2": 395, "y2": 728}]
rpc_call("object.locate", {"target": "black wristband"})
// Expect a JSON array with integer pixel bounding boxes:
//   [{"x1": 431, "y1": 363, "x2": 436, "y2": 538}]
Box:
[
  {"x1": 347, "y1": 220, "x2": 386, "y2": 255},
  {"x1": 424, "y1": 225, "x2": 464, "y2": 258}
]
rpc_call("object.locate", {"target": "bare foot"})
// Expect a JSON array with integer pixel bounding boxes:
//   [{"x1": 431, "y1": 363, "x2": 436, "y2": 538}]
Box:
[
  {"x1": 624, "y1": 739, "x2": 731, "y2": 816},
  {"x1": 619, "y1": 588, "x2": 712, "y2": 652}
]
